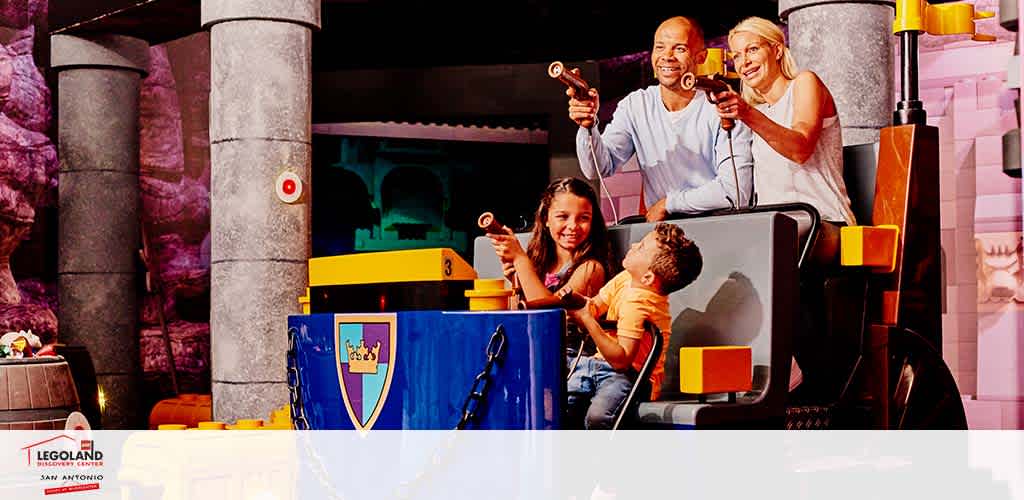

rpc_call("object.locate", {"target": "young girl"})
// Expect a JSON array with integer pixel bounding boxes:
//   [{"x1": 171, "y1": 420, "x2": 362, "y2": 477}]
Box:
[{"x1": 488, "y1": 177, "x2": 611, "y2": 305}]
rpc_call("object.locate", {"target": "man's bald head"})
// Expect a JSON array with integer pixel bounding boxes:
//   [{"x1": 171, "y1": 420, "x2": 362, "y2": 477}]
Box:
[{"x1": 656, "y1": 16, "x2": 705, "y2": 52}]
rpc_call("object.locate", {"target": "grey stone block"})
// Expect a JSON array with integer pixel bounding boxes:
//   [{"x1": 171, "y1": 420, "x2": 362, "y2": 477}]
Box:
[
  {"x1": 58, "y1": 170, "x2": 138, "y2": 273},
  {"x1": 842, "y1": 128, "x2": 883, "y2": 147},
  {"x1": 58, "y1": 70, "x2": 141, "y2": 174},
  {"x1": 208, "y1": 21, "x2": 312, "y2": 143},
  {"x1": 210, "y1": 259, "x2": 306, "y2": 382},
  {"x1": 51, "y1": 34, "x2": 150, "y2": 74},
  {"x1": 212, "y1": 381, "x2": 289, "y2": 424},
  {"x1": 785, "y1": 3, "x2": 894, "y2": 145},
  {"x1": 779, "y1": 0, "x2": 894, "y2": 19},
  {"x1": 210, "y1": 139, "x2": 310, "y2": 261},
  {"x1": 96, "y1": 372, "x2": 143, "y2": 429},
  {"x1": 202, "y1": 0, "x2": 321, "y2": 30},
  {"x1": 57, "y1": 273, "x2": 138, "y2": 374}
]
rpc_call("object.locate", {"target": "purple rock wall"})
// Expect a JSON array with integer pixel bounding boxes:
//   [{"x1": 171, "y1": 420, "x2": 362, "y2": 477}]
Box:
[
  {"x1": 138, "y1": 38, "x2": 212, "y2": 396},
  {"x1": 0, "y1": 0, "x2": 45, "y2": 31},
  {"x1": 0, "y1": 0, "x2": 58, "y2": 333}
]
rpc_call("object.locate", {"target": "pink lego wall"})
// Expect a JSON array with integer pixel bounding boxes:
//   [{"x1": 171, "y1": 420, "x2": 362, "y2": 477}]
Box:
[{"x1": 918, "y1": 0, "x2": 1022, "y2": 429}]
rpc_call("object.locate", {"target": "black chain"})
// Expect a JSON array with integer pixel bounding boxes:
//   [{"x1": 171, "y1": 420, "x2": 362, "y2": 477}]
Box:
[
  {"x1": 287, "y1": 326, "x2": 311, "y2": 430},
  {"x1": 287, "y1": 323, "x2": 508, "y2": 499},
  {"x1": 395, "y1": 324, "x2": 508, "y2": 498},
  {"x1": 456, "y1": 324, "x2": 507, "y2": 429}
]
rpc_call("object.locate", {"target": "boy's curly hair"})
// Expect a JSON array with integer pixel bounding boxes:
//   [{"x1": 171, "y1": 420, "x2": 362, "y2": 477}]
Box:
[{"x1": 650, "y1": 223, "x2": 703, "y2": 294}]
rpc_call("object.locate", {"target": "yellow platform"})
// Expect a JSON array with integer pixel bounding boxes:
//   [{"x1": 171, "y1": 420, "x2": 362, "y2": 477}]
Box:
[
  {"x1": 679, "y1": 346, "x2": 752, "y2": 394},
  {"x1": 309, "y1": 248, "x2": 477, "y2": 286}
]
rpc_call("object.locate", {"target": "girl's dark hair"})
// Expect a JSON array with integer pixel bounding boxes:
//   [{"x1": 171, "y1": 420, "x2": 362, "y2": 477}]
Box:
[{"x1": 527, "y1": 177, "x2": 612, "y2": 289}]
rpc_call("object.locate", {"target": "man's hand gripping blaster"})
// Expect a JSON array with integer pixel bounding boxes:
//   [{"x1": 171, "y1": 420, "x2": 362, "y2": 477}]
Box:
[
  {"x1": 680, "y1": 72, "x2": 747, "y2": 209},
  {"x1": 548, "y1": 61, "x2": 591, "y2": 99}
]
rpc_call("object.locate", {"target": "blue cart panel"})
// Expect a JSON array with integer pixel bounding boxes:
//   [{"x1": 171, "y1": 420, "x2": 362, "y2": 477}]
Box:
[{"x1": 287, "y1": 309, "x2": 565, "y2": 429}]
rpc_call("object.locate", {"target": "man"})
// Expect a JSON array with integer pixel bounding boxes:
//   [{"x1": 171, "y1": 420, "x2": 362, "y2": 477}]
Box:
[{"x1": 568, "y1": 16, "x2": 754, "y2": 222}]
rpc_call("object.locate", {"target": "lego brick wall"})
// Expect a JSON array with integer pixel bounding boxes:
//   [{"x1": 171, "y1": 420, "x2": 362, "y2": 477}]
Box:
[{"x1": 914, "y1": 0, "x2": 1023, "y2": 429}]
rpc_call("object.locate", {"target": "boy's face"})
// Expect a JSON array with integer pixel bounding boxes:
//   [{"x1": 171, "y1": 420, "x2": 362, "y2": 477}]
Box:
[{"x1": 623, "y1": 231, "x2": 660, "y2": 279}]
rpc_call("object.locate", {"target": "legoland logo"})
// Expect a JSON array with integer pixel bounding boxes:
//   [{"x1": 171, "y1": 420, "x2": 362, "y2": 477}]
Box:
[{"x1": 21, "y1": 434, "x2": 105, "y2": 467}]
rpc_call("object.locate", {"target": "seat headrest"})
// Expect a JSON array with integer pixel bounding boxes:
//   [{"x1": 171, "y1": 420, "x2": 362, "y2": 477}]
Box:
[{"x1": 842, "y1": 142, "x2": 880, "y2": 226}]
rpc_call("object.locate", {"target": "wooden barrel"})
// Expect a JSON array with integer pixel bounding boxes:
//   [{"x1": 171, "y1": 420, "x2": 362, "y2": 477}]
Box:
[{"x1": 0, "y1": 357, "x2": 81, "y2": 430}]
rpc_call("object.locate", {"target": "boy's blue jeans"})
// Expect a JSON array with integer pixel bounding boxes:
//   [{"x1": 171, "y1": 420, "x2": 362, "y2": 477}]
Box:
[{"x1": 565, "y1": 355, "x2": 637, "y2": 429}]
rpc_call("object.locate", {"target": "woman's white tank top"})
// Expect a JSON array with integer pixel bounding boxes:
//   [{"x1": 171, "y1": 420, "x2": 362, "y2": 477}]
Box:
[{"x1": 752, "y1": 81, "x2": 856, "y2": 224}]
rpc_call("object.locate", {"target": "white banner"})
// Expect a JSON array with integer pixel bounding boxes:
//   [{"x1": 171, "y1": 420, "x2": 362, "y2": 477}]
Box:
[{"x1": 0, "y1": 430, "x2": 1020, "y2": 500}]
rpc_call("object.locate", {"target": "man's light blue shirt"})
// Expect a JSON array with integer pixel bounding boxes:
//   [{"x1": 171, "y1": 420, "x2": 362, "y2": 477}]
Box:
[{"x1": 576, "y1": 85, "x2": 754, "y2": 213}]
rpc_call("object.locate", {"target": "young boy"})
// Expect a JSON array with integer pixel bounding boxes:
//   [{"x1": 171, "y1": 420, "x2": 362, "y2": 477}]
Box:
[{"x1": 565, "y1": 223, "x2": 702, "y2": 429}]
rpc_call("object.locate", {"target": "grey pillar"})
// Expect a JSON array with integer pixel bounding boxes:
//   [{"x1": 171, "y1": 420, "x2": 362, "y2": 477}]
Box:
[
  {"x1": 780, "y1": 0, "x2": 895, "y2": 146},
  {"x1": 51, "y1": 34, "x2": 149, "y2": 429},
  {"x1": 202, "y1": 0, "x2": 318, "y2": 422}
]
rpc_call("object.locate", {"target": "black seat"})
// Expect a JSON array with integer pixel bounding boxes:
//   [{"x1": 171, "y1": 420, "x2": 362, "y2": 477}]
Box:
[
  {"x1": 612, "y1": 322, "x2": 663, "y2": 431},
  {"x1": 786, "y1": 143, "x2": 878, "y2": 410}
]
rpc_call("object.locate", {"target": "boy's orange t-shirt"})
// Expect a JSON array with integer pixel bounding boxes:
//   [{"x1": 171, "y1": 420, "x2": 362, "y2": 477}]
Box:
[{"x1": 590, "y1": 270, "x2": 671, "y2": 400}]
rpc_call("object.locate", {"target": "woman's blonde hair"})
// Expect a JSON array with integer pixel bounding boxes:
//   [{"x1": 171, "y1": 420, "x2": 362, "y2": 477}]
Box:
[{"x1": 728, "y1": 16, "x2": 799, "y2": 105}]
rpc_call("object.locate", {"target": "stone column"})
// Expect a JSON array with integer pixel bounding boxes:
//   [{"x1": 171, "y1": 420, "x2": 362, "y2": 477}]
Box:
[
  {"x1": 51, "y1": 34, "x2": 149, "y2": 429},
  {"x1": 780, "y1": 0, "x2": 895, "y2": 146},
  {"x1": 202, "y1": 0, "x2": 318, "y2": 422}
]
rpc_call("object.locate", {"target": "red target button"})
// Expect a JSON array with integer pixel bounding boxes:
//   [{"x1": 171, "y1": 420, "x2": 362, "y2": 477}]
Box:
[{"x1": 276, "y1": 171, "x2": 302, "y2": 204}]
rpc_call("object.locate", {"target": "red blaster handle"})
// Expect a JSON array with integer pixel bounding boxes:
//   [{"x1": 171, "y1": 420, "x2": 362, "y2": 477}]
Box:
[
  {"x1": 681, "y1": 72, "x2": 735, "y2": 132},
  {"x1": 478, "y1": 212, "x2": 506, "y2": 234},
  {"x1": 548, "y1": 61, "x2": 591, "y2": 98}
]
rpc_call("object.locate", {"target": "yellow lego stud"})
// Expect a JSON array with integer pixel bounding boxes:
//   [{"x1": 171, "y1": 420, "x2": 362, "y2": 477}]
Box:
[
  {"x1": 679, "y1": 346, "x2": 752, "y2": 394},
  {"x1": 234, "y1": 419, "x2": 264, "y2": 430},
  {"x1": 464, "y1": 279, "x2": 514, "y2": 311},
  {"x1": 157, "y1": 424, "x2": 187, "y2": 430},
  {"x1": 196, "y1": 421, "x2": 226, "y2": 430}
]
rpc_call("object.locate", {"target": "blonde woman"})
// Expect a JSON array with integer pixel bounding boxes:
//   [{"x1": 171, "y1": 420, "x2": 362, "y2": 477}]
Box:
[{"x1": 714, "y1": 16, "x2": 855, "y2": 226}]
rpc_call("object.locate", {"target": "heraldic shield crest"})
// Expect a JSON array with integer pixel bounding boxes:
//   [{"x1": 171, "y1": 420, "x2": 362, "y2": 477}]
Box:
[{"x1": 335, "y1": 313, "x2": 397, "y2": 430}]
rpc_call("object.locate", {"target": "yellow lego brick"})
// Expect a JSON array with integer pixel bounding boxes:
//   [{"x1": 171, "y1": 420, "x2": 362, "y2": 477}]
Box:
[
  {"x1": 696, "y1": 48, "x2": 727, "y2": 77},
  {"x1": 926, "y1": 3, "x2": 994, "y2": 40},
  {"x1": 309, "y1": 248, "x2": 477, "y2": 286},
  {"x1": 840, "y1": 225, "x2": 900, "y2": 272},
  {"x1": 298, "y1": 287, "x2": 310, "y2": 314},
  {"x1": 893, "y1": 0, "x2": 927, "y2": 33},
  {"x1": 895, "y1": 0, "x2": 995, "y2": 40},
  {"x1": 680, "y1": 346, "x2": 752, "y2": 394}
]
